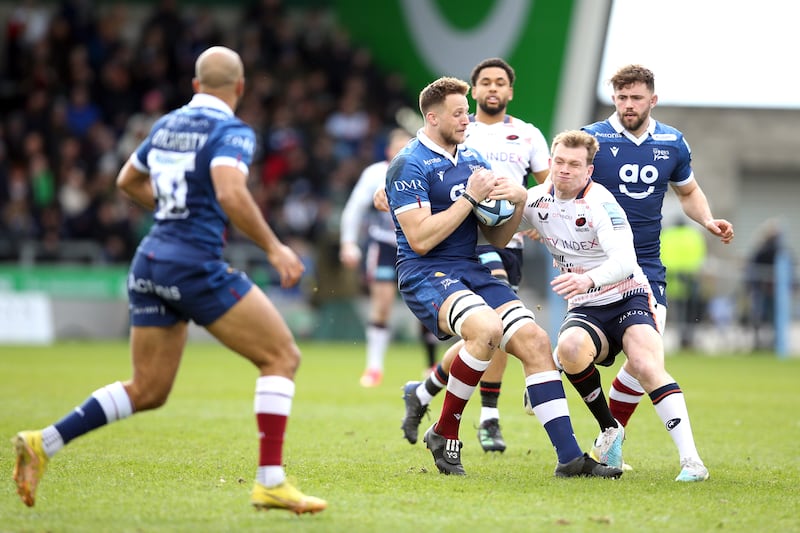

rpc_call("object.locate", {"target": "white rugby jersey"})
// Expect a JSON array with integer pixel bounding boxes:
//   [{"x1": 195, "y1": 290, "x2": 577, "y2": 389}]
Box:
[
  {"x1": 520, "y1": 179, "x2": 651, "y2": 309},
  {"x1": 465, "y1": 114, "x2": 549, "y2": 249},
  {"x1": 340, "y1": 160, "x2": 397, "y2": 247}
]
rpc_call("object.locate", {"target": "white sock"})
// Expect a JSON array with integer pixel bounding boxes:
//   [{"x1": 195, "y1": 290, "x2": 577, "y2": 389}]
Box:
[{"x1": 365, "y1": 324, "x2": 390, "y2": 371}]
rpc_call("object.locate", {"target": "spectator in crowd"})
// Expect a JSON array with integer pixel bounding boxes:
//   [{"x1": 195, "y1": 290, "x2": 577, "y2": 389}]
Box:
[
  {"x1": 0, "y1": 0, "x2": 414, "y2": 277},
  {"x1": 745, "y1": 219, "x2": 784, "y2": 351}
]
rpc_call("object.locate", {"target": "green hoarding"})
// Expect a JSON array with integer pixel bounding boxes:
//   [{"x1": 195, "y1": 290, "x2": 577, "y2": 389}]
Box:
[
  {"x1": 334, "y1": 0, "x2": 576, "y2": 137},
  {"x1": 0, "y1": 266, "x2": 128, "y2": 300}
]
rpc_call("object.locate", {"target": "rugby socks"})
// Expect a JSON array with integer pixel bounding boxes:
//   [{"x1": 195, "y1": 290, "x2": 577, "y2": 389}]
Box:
[
  {"x1": 435, "y1": 348, "x2": 488, "y2": 439},
  {"x1": 417, "y1": 363, "x2": 447, "y2": 405},
  {"x1": 365, "y1": 322, "x2": 390, "y2": 372},
  {"x1": 478, "y1": 381, "x2": 501, "y2": 423},
  {"x1": 525, "y1": 371, "x2": 583, "y2": 464},
  {"x1": 650, "y1": 382, "x2": 701, "y2": 461},
  {"x1": 564, "y1": 365, "x2": 617, "y2": 431},
  {"x1": 46, "y1": 381, "x2": 133, "y2": 457},
  {"x1": 255, "y1": 375, "x2": 293, "y2": 487},
  {"x1": 609, "y1": 366, "x2": 645, "y2": 426}
]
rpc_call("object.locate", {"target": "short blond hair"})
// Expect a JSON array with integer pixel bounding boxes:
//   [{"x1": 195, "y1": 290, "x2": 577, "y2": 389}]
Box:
[
  {"x1": 418, "y1": 77, "x2": 469, "y2": 115},
  {"x1": 551, "y1": 130, "x2": 599, "y2": 165}
]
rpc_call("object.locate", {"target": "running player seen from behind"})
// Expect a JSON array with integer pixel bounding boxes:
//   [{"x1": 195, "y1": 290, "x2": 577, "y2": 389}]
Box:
[
  {"x1": 11, "y1": 46, "x2": 326, "y2": 514},
  {"x1": 582, "y1": 64, "x2": 733, "y2": 460},
  {"x1": 386, "y1": 76, "x2": 620, "y2": 478},
  {"x1": 521, "y1": 129, "x2": 709, "y2": 482},
  {"x1": 340, "y1": 128, "x2": 438, "y2": 387},
  {"x1": 400, "y1": 58, "x2": 550, "y2": 453}
]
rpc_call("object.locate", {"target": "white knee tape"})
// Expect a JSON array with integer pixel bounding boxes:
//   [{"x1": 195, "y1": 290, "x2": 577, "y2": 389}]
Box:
[
  {"x1": 447, "y1": 292, "x2": 490, "y2": 338},
  {"x1": 499, "y1": 305, "x2": 536, "y2": 352}
]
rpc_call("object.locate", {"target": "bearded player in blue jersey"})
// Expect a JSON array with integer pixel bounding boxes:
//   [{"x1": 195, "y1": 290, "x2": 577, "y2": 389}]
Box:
[
  {"x1": 385, "y1": 76, "x2": 621, "y2": 479},
  {"x1": 11, "y1": 46, "x2": 326, "y2": 514},
  {"x1": 581, "y1": 64, "x2": 734, "y2": 467}
]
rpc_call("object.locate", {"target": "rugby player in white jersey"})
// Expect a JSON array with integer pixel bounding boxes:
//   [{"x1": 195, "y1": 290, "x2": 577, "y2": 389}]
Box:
[
  {"x1": 340, "y1": 128, "x2": 438, "y2": 387},
  {"x1": 520, "y1": 129, "x2": 709, "y2": 482},
  {"x1": 400, "y1": 58, "x2": 550, "y2": 452}
]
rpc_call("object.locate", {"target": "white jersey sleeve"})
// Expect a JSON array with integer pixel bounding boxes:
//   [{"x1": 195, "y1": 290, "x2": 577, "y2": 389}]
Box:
[{"x1": 340, "y1": 160, "x2": 396, "y2": 246}]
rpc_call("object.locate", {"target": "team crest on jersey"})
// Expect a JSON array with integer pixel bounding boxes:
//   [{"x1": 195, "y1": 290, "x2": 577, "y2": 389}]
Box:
[
  {"x1": 506, "y1": 134, "x2": 519, "y2": 140},
  {"x1": 575, "y1": 217, "x2": 587, "y2": 227},
  {"x1": 652, "y1": 148, "x2": 670, "y2": 161},
  {"x1": 610, "y1": 146, "x2": 619, "y2": 157}
]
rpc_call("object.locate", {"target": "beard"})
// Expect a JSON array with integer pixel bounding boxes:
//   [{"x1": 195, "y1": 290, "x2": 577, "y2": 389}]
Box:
[
  {"x1": 478, "y1": 100, "x2": 507, "y2": 117},
  {"x1": 618, "y1": 110, "x2": 647, "y2": 133},
  {"x1": 440, "y1": 129, "x2": 464, "y2": 147}
]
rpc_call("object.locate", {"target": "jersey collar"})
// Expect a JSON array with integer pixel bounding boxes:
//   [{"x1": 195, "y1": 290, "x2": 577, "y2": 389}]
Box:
[
  {"x1": 468, "y1": 113, "x2": 511, "y2": 124},
  {"x1": 549, "y1": 178, "x2": 593, "y2": 200},
  {"x1": 417, "y1": 129, "x2": 459, "y2": 164},
  {"x1": 188, "y1": 93, "x2": 234, "y2": 116},
  {"x1": 608, "y1": 112, "x2": 656, "y2": 146}
]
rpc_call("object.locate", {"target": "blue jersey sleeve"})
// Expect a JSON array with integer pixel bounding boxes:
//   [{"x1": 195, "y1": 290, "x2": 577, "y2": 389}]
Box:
[{"x1": 386, "y1": 153, "x2": 429, "y2": 214}]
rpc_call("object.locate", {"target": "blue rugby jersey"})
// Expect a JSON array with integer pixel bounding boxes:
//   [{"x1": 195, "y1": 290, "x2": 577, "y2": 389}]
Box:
[
  {"x1": 385, "y1": 131, "x2": 491, "y2": 265},
  {"x1": 130, "y1": 93, "x2": 255, "y2": 261},
  {"x1": 582, "y1": 113, "x2": 693, "y2": 292}
]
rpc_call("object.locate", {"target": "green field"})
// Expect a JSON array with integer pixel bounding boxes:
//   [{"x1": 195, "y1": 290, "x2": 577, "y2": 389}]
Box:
[{"x1": 1, "y1": 341, "x2": 798, "y2": 532}]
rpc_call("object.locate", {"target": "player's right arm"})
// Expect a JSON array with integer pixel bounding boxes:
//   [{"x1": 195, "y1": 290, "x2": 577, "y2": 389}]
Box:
[
  {"x1": 389, "y1": 158, "x2": 495, "y2": 255},
  {"x1": 339, "y1": 165, "x2": 376, "y2": 268},
  {"x1": 116, "y1": 157, "x2": 155, "y2": 210}
]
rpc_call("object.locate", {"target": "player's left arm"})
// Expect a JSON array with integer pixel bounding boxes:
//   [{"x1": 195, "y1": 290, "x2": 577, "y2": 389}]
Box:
[
  {"x1": 672, "y1": 180, "x2": 734, "y2": 244},
  {"x1": 551, "y1": 200, "x2": 636, "y2": 300}
]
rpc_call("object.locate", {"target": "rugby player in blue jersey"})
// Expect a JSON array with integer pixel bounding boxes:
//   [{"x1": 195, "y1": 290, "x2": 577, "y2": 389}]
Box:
[
  {"x1": 582, "y1": 64, "x2": 733, "y2": 467},
  {"x1": 11, "y1": 46, "x2": 326, "y2": 514},
  {"x1": 385, "y1": 76, "x2": 621, "y2": 478}
]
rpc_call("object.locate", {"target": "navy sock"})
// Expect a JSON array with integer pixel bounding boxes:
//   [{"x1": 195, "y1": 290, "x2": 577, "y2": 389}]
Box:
[{"x1": 54, "y1": 397, "x2": 108, "y2": 444}]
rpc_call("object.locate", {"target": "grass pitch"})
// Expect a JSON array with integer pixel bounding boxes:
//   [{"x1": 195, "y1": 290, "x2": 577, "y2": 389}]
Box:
[{"x1": 1, "y1": 340, "x2": 798, "y2": 532}]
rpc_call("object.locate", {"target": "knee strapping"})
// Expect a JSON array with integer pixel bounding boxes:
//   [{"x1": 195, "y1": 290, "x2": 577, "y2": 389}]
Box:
[
  {"x1": 447, "y1": 293, "x2": 490, "y2": 338},
  {"x1": 560, "y1": 318, "x2": 603, "y2": 356},
  {"x1": 499, "y1": 305, "x2": 535, "y2": 351}
]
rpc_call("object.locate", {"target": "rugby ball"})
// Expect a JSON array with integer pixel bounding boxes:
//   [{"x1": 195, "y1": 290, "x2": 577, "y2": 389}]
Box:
[{"x1": 473, "y1": 198, "x2": 515, "y2": 226}]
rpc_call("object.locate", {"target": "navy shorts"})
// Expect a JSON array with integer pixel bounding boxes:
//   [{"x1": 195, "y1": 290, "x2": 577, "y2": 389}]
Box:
[
  {"x1": 397, "y1": 258, "x2": 520, "y2": 340},
  {"x1": 476, "y1": 245, "x2": 523, "y2": 291},
  {"x1": 365, "y1": 240, "x2": 397, "y2": 283},
  {"x1": 127, "y1": 250, "x2": 254, "y2": 327},
  {"x1": 564, "y1": 293, "x2": 657, "y2": 367}
]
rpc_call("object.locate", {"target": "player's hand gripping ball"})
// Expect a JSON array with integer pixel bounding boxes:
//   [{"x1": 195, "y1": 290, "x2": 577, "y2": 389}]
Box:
[{"x1": 473, "y1": 198, "x2": 515, "y2": 226}]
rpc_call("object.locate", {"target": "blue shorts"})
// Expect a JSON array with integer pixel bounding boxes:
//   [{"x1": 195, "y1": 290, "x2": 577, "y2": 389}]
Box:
[
  {"x1": 397, "y1": 258, "x2": 519, "y2": 340},
  {"x1": 563, "y1": 294, "x2": 657, "y2": 367},
  {"x1": 365, "y1": 240, "x2": 397, "y2": 283},
  {"x1": 476, "y1": 245, "x2": 523, "y2": 291},
  {"x1": 127, "y1": 250, "x2": 254, "y2": 327}
]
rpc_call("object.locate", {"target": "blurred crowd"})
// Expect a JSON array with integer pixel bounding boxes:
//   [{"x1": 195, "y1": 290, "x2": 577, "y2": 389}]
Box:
[{"x1": 0, "y1": 0, "x2": 415, "y2": 268}]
